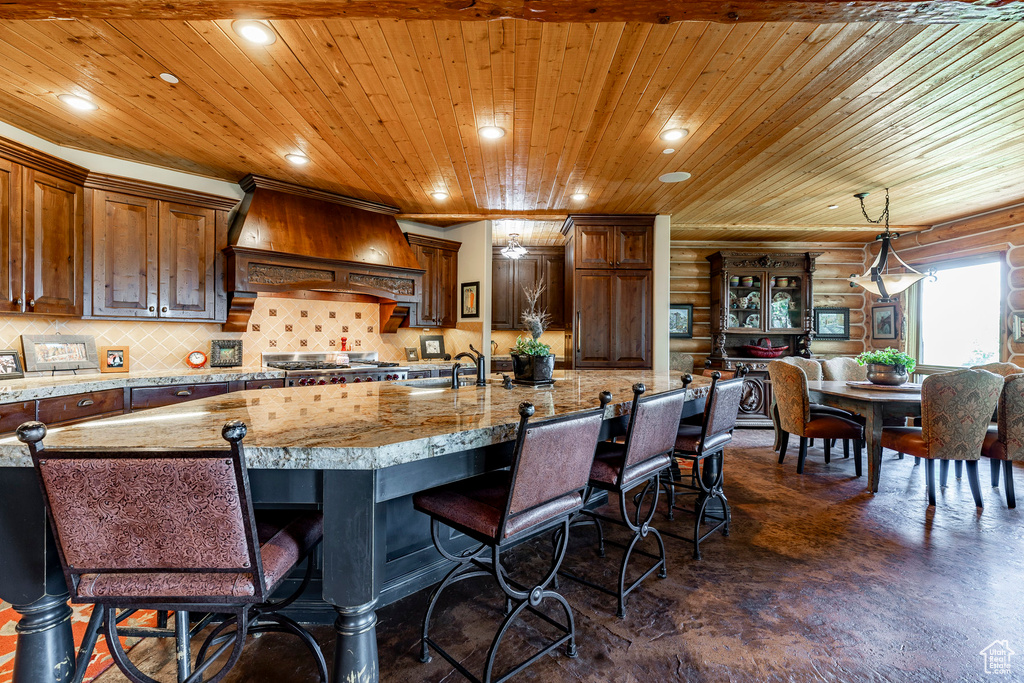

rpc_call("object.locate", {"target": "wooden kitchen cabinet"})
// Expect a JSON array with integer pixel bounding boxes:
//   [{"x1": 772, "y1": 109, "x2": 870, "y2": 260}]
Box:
[
  {"x1": 37, "y1": 388, "x2": 124, "y2": 426},
  {"x1": 130, "y1": 382, "x2": 230, "y2": 411},
  {"x1": 405, "y1": 233, "x2": 460, "y2": 328},
  {"x1": 566, "y1": 216, "x2": 653, "y2": 270},
  {"x1": 0, "y1": 157, "x2": 21, "y2": 314},
  {"x1": 159, "y1": 202, "x2": 217, "y2": 319},
  {"x1": 490, "y1": 246, "x2": 566, "y2": 331},
  {"x1": 91, "y1": 190, "x2": 159, "y2": 317},
  {"x1": 23, "y1": 168, "x2": 85, "y2": 316}
]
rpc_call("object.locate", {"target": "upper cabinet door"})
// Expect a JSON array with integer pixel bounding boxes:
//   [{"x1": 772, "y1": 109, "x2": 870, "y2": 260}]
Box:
[
  {"x1": 23, "y1": 169, "x2": 83, "y2": 316},
  {"x1": 615, "y1": 225, "x2": 653, "y2": 269},
  {"x1": 539, "y1": 252, "x2": 566, "y2": 329},
  {"x1": 576, "y1": 225, "x2": 615, "y2": 268},
  {"x1": 0, "y1": 158, "x2": 22, "y2": 314},
  {"x1": 92, "y1": 191, "x2": 159, "y2": 317},
  {"x1": 491, "y1": 257, "x2": 515, "y2": 329},
  {"x1": 435, "y1": 247, "x2": 458, "y2": 327},
  {"x1": 159, "y1": 202, "x2": 216, "y2": 319}
]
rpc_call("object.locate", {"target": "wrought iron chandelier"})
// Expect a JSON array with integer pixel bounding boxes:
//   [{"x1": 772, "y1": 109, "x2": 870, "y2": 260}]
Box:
[
  {"x1": 501, "y1": 233, "x2": 527, "y2": 259},
  {"x1": 848, "y1": 188, "x2": 935, "y2": 302}
]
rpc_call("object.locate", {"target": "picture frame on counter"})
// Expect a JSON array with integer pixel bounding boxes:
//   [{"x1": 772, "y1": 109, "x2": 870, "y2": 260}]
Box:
[
  {"x1": 210, "y1": 340, "x2": 243, "y2": 367},
  {"x1": 99, "y1": 346, "x2": 130, "y2": 373},
  {"x1": 419, "y1": 335, "x2": 446, "y2": 360},
  {"x1": 461, "y1": 281, "x2": 480, "y2": 318},
  {"x1": 669, "y1": 303, "x2": 693, "y2": 339},
  {"x1": 405, "y1": 347, "x2": 420, "y2": 362},
  {"x1": 21, "y1": 335, "x2": 99, "y2": 373},
  {"x1": 814, "y1": 307, "x2": 850, "y2": 341},
  {"x1": 0, "y1": 349, "x2": 25, "y2": 380},
  {"x1": 871, "y1": 304, "x2": 898, "y2": 340}
]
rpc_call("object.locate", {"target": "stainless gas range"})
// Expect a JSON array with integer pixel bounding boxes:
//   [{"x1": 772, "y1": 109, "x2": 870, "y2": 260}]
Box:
[{"x1": 262, "y1": 352, "x2": 409, "y2": 387}]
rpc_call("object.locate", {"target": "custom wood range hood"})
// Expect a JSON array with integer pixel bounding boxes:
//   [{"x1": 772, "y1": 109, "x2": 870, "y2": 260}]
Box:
[{"x1": 223, "y1": 175, "x2": 424, "y2": 332}]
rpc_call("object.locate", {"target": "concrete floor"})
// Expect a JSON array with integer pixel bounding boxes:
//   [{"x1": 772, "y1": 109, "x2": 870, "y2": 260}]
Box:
[{"x1": 96, "y1": 430, "x2": 1024, "y2": 682}]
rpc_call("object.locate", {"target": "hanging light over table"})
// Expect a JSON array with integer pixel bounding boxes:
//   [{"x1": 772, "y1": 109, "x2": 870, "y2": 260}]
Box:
[
  {"x1": 501, "y1": 233, "x2": 527, "y2": 260},
  {"x1": 848, "y1": 188, "x2": 935, "y2": 302}
]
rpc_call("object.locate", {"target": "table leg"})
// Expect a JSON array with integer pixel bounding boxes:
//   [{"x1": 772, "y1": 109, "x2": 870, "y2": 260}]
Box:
[
  {"x1": 866, "y1": 404, "x2": 884, "y2": 493},
  {"x1": 333, "y1": 601, "x2": 379, "y2": 683},
  {"x1": 11, "y1": 593, "x2": 75, "y2": 683}
]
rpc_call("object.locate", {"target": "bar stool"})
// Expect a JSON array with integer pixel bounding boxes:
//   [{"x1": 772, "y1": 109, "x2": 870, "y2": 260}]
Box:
[
  {"x1": 560, "y1": 383, "x2": 688, "y2": 617},
  {"x1": 413, "y1": 401, "x2": 604, "y2": 683},
  {"x1": 661, "y1": 371, "x2": 745, "y2": 559},
  {"x1": 17, "y1": 419, "x2": 327, "y2": 683}
]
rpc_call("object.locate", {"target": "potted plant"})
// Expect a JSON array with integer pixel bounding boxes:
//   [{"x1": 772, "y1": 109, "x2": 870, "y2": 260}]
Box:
[
  {"x1": 855, "y1": 347, "x2": 917, "y2": 386},
  {"x1": 511, "y1": 282, "x2": 556, "y2": 385}
]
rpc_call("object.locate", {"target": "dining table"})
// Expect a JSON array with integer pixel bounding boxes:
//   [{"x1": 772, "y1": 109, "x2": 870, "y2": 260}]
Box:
[{"x1": 805, "y1": 380, "x2": 923, "y2": 493}]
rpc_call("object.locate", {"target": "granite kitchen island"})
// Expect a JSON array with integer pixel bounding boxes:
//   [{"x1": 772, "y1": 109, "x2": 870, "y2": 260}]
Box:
[{"x1": 0, "y1": 370, "x2": 709, "y2": 683}]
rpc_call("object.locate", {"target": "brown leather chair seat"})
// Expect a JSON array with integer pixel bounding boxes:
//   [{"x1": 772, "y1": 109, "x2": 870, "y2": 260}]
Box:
[
  {"x1": 589, "y1": 441, "x2": 672, "y2": 487},
  {"x1": 880, "y1": 426, "x2": 928, "y2": 458},
  {"x1": 675, "y1": 423, "x2": 733, "y2": 454},
  {"x1": 803, "y1": 415, "x2": 863, "y2": 440},
  {"x1": 982, "y1": 426, "x2": 1006, "y2": 460}
]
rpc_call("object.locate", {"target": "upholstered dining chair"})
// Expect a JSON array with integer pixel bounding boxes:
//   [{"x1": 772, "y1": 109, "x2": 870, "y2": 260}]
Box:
[
  {"x1": 971, "y1": 361, "x2": 1024, "y2": 377},
  {"x1": 981, "y1": 372, "x2": 1024, "y2": 508},
  {"x1": 881, "y1": 368, "x2": 1003, "y2": 507},
  {"x1": 17, "y1": 420, "x2": 327, "y2": 683},
  {"x1": 771, "y1": 356, "x2": 861, "y2": 460},
  {"x1": 769, "y1": 360, "x2": 864, "y2": 476},
  {"x1": 820, "y1": 357, "x2": 868, "y2": 382}
]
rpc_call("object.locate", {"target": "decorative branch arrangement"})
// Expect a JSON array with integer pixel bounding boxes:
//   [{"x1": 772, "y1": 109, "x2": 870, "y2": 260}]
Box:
[{"x1": 520, "y1": 281, "x2": 551, "y2": 341}]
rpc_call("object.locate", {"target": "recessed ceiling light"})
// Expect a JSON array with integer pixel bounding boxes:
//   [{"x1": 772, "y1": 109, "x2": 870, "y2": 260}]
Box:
[
  {"x1": 828, "y1": 204, "x2": 839, "y2": 209},
  {"x1": 285, "y1": 153, "x2": 310, "y2": 165},
  {"x1": 659, "y1": 128, "x2": 688, "y2": 142},
  {"x1": 662, "y1": 148, "x2": 676, "y2": 154},
  {"x1": 658, "y1": 171, "x2": 692, "y2": 183},
  {"x1": 478, "y1": 126, "x2": 506, "y2": 140},
  {"x1": 159, "y1": 73, "x2": 180, "y2": 84},
  {"x1": 571, "y1": 193, "x2": 588, "y2": 201},
  {"x1": 57, "y1": 94, "x2": 98, "y2": 111},
  {"x1": 431, "y1": 191, "x2": 449, "y2": 200},
  {"x1": 232, "y1": 20, "x2": 277, "y2": 45}
]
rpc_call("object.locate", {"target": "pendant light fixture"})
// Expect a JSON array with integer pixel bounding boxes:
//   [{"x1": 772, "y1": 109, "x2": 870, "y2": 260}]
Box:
[
  {"x1": 848, "y1": 188, "x2": 935, "y2": 302},
  {"x1": 501, "y1": 233, "x2": 527, "y2": 260}
]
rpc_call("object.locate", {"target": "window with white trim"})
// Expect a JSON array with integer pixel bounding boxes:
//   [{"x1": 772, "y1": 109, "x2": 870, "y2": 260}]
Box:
[{"x1": 917, "y1": 256, "x2": 1001, "y2": 368}]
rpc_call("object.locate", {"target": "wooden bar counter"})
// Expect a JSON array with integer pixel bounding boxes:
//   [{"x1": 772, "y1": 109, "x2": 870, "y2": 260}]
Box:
[{"x1": 0, "y1": 370, "x2": 709, "y2": 683}]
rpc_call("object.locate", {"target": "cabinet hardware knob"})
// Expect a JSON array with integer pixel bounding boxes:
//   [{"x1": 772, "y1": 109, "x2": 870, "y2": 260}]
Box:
[
  {"x1": 149, "y1": 305, "x2": 155, "y2": 311},
  {"x1": 175, "y1": 389, "x2": 192, "y2": 397},
  {"x1": 576, "y1": 311, "x2": 582, "y2": 354},
  {"x1": 259, "y1": 385, "x2": 272, "y2": 389},
  {"x1": 28, "y1": 299, "x2": 35, "y2": 307},
  {"x1": 13, "y1": 298, "x2": 21, "y2": 306},
  {"x1": 161, "y1": 306, "x2": 168, "y2": 313},
  {"x1": 76, "y1": 399, "x2": 94, "y2": 407}
]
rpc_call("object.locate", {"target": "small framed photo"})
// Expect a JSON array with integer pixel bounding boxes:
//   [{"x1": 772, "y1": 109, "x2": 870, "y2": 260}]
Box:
[
  {"x1": 872, "y1": 304, "x2": 898, "y2": 340},
  {"x1": 461, "y1": 281, "x2": 480, "y2": 318},
  {"x1": 420, "y1": 335, "x2": 446, "y2": 360},
  {"x1": 210, "y1": 340, "x2": 243, "y2": 367},
  {"x1": 21, "y1": 335, "x2": 99, "y2": 372},
  {"x1": 99, "y1": 346, "x2": 130, "y2": 373},
  {"x1": 814, "y1": 307, "x2": 850, "y2": 341},
  {"x1": 0, "y1": 349, "x2": 25, "y2": 380},
  {"x1": 1013, "y1": 312, "x2": 1024, "y2": 342},
  {"x1": 405, "y1": 347, "x2": 419, "y2": 362},
  {"x1": 669, "y1": 304, "x2": 693, "y2": 339}
]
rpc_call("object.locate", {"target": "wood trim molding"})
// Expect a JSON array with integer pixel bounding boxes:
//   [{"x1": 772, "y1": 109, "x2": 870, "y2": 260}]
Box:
[
  {"x1": 0, "y1": 136, "x2": 89, "y2": 185},
  {"x1": 240, "y1": 174, "x2": 400, "y2": 215},
  {"x1": 2, "y1": 1, "x2": 1021, "y2": 23},
  {"x1": 561, "y1": 214, "x2": 657, "y2": 235},
  {"x1": 404, "y1": 232, "x2": 462, "y2": 251},
  {"x1": 397, "y1": 212, "x2": 568, "y2": 226},
  {"x1": 85, "y1": 173, "x2": 238, "y2": 211}
]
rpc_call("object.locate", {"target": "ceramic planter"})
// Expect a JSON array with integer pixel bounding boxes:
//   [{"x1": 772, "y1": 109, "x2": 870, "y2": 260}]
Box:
[
  {"x1": 511, "y1": 353, "x2": 555, "y2": 385},
  {"x1": 865, "y1": 363, "x2": 909, "y2": 386}
]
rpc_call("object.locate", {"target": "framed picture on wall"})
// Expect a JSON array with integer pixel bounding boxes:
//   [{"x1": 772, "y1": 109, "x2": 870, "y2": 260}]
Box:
[
  {"x1": 461, "y1": 282, "x2": 480, "y2": 318},
  {"x1": 99, "y1": 346, "x2": 130, "y2": 373},
  {"x1": 814, "y1": 307, "x2": 850, "y2": 341},
  {"x1": 0, "y1": 349, "x2": 25, "y2": 380},
  {"x1": 21, "y1": 335, "x2": 99, "y2": 372},
  {"x1": 669, "y1": 304, "x2": 693, "y2": 339},
  {"x1": 871, "y1": 304, "x2": 898, "y2": 340},
  {"x1": 1013, "y1": 312, "x2": 1024, "y2": 342}
]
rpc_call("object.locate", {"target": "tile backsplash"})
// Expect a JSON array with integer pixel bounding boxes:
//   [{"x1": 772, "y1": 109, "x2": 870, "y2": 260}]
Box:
[{"x1": 0, "y1": 297, "x2": 484, "y2": 376}]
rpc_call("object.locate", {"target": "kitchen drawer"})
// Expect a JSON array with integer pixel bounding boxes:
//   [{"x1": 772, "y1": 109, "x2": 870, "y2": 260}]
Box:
[
  {"x1": 406, "y1": 370, "x2": 434, "y2": 380},
  {"x1": 38, "y1": 389, "x2": 125, "y2": 425},
  {"x1": 438, "y1": 366, "x2": 477, "y2": 378},
  {"x1": 491, "y1": 359, "x2": 513, "y2": 373},
  {"x1": 131, "y1": 382, "x2": 229, "y2": 410},
  {"x1": 1, "y1": 401, "x2": 37, "y2": 434},
  {"x1": 244, "y1": 379, "x2": 285, "y2": 390}
]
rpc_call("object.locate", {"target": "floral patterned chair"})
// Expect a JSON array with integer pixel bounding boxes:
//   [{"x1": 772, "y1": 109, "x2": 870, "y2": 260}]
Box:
[
  {"x1": 770, "y1": 356, "x2": 860, "y2": 459},
  {"x1": 971, "y1": 362, "x2": 1024, "y2": 377},
  {"x1": 981, "y1": 372, "x2": 1024, "y2": 508},
  {"x1": 769, "y1": 360, "x2": 864, "y2": 476},
  {"x1": 881, "y1": 368, "x2": 1003, "y2": 507},
  {"x1": 821, "y1": 357, "x2": 868, "y2": 382}
]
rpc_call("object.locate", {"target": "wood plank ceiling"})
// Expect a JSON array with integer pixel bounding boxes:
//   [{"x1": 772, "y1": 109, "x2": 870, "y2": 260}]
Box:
[{"x1": 0, "y1": 17, "x2": 1022, "y2": 242}]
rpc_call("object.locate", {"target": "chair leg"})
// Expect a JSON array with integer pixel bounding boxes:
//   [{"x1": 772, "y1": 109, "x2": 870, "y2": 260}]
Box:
[
  {"x1": 939, "y1": 460, "x2": 950, "y2": 488},
  {"x1": 1004, "y1": 461, "x2": 1016, "y2": 509},
  {"x1": 914, "y1": 457, "x2": 920, "y2": 466},
  {"x1": 843, "y1": 440, "x2": 850, "y2": 459},
  {"x1": 824, "y1": 439, "x2": 831, "y2": 464},
  {"x1": 925, "y1": 459, "x2": 936, "y2": 506},
  {"x1": 955, "y1": 460, "x2": 962, "y2": 479},
  {"x1": 796, "y1": 437, "x2": 808, "y2": 474},
  {"x1": 854, "y1": 441, "x2": 863, "y2": 478},
  {"x1": 991, "y1": 458, "x2": 1001, "y2": 487},
  {"x1": 778, "y1": 432, "x2": 790, "y2": 464},
  {"x1": 174, "y1": 611, "x2": 191, "y2": 683},
  {"x1": 965, "y1": 460, "x2": 984, "y2": 508},
  {"x1": 897, "y1": 451, "x2": 904, "y2": 460}
]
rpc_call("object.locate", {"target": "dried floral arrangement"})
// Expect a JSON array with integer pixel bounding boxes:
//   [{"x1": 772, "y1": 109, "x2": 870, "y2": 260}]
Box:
[{"x1": 513, "y1": 281, "x2": 552, "y2": 356}]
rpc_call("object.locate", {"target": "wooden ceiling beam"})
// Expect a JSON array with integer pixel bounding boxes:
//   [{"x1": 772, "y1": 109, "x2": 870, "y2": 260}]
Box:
[{"x1": 3, "y1": 1, "x2": 1024, "y2": 23}]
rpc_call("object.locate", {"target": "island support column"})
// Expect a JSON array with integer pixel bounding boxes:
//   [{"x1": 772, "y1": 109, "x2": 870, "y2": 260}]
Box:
[
  {"x1": 0, "y1": 468, "x2": 77, "y2": 683},
  {"x1": 323, "y1": 469, "x2": 386, "y2": 683}
]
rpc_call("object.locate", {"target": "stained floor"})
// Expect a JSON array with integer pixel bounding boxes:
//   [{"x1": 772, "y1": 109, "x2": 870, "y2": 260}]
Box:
[{"x1": 95, "y1": 430, "x2": 1024, "y2": 682}]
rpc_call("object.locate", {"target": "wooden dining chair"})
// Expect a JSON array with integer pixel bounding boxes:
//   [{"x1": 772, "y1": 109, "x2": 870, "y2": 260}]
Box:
[
  {"x1": 769, "y1": 360, "x2": 864, "y2": 476},
  {"x1": 881, "y1": 368, "x2": 1003, "y2": 507},
  {"x1": 771, "y1": 356, "x2": 860, "y2": 458},
  {"x1": 981, "y1": 372, "x2": 1024, "y2": 508}
]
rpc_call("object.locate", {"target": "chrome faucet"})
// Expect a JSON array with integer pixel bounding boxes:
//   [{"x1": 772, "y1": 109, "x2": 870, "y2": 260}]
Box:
[{"x1": 454, "y1": 344, "x2": 487, "y2": 387}]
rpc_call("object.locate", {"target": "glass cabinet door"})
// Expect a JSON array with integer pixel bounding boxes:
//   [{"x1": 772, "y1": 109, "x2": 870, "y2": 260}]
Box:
[
  {"x1": 727, "y1": 272, "x2": 763, "y2": 330},
  {"x1": 768, "y1": 274, "x2": 802, "y2": 330}
]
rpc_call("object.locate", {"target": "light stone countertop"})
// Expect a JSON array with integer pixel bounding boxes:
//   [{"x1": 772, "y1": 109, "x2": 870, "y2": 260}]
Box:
[
  {"x1": 0, "y1": 370, "x2": 711, "y2": 470},
  {"x1": 0, "y1": 367, "x2": 287, "y2": 404}
]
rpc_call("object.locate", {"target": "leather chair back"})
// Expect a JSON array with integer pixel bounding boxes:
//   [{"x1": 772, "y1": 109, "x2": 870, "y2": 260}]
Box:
[
  {"x1": 505, "y1": 405, "x2": 603, "y2": 521},
  {"x1": 821, "y1": 357, "x2": 867, "y2": 382},
  {"x1": 921, "y1": 368, "x2": 1003, "y2": 461},
  {"x1": 995, "y1": 373, "x2": 1024, "y2": 462},
  {"x1": 18, "y1": 420, "x2": 266, "y2": 602},
  {"x1": 701, "y1": 375, "x2": 746, "y2": 448},
  {"x1": 769, "y1": 360, "x2": 811, "y2": 435},
  {"x1": 620, "y1": 384, "x2": 688, "y2": 480}
]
